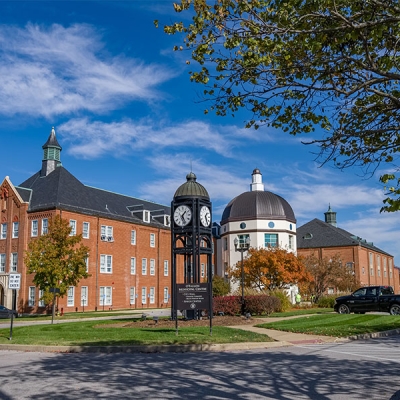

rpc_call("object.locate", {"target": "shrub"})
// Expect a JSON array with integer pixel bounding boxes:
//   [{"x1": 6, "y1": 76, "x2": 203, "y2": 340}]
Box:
[
  {"x1": 212, "y1": 275, "x2": 230, "y2": 297},
  {"x1": 244, "y1": 295, "x2": 281, "y2": 315},
  {"x1": 213, "y1": 296, "x2": 241, "y2": 316},
  {"x1": 270, "y1": 290, "x2": 292, "y2": 312},
  {"x1": 317, "y1": 295, "x2": 336, "y2": 308}
]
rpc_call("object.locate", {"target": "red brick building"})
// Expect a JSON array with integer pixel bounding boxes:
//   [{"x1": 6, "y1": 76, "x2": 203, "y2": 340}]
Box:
[
  {"x1": 297, "y1": 206, "x2": 400, "y2": 293},
  {"x1": 0, "y1": 128, "x2": 177, "y2": 314}
]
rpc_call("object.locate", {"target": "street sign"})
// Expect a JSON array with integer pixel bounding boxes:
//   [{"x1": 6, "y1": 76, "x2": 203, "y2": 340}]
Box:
[{"x1": 8, "y1": 274, "x2": 21, "y2": 290}]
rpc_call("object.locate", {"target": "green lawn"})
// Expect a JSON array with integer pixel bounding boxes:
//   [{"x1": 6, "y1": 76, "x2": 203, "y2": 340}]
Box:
[
  {"x1": 267, "y1": 308, "x2": 333, "y2": 317},
  {"x1": 256, "y1": 313, "x2": 400, "y2": 337},
  {"x1": 0, "y1": 319, "x2": 273, "y2": 346}
]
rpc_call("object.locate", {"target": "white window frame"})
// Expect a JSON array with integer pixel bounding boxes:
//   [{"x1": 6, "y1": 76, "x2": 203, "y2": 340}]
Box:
[
  {"x1": 130, "y1": 287, "x2": 136, "y2": 305},
  {"x1": 288, "y1": 235, "x2": 293, "y2": 250},
  {"x1": 82, "y1": 222, "x2": 90, "y2": 239},
  {"x1": 100, "y1": 254, "x2": 112, "y2": 273},
  {"x1": 150, "y1": 233, "x2": 156, "y2": 247},
  {"x1": 0, "y1": 223, "x2": 7, "y2": 239},
  {"x1": 142, "y1": 258, "x2": 147, "y2": 275},
  {"x1": 201, "y1": 263, "x2": 205, "y2": 278},
  {"x1": 42, "y1": 218, "x2": 48, "y2": 235},
  {"x1": 29, "y1": 287, "x2": 35, "y2": 307},
  {"x1": 81, "y1": 286, "x2": 88, "y2": 307},
  {"x1": 0, "y1": 253, "x2": 5, "y2": 272},
  {"x1": 164, "y1": 260, "x2": 169, "y2": 276},
  {"x1": 12, "y1": 222, "x2": 19, "y2": 238},
  {"x1": 100, "y1": 225, "x2": 113, "y2": 241},
  {"x1": 163, "y1": 287, "x2": 169, "y2": 304},
  {"x1": 264, "y1": 233, "x2": 278, "y2": 248},
  {"x1": 149, "y1": 287, "x2": 155, "y2": 304},
  {"x1": 10, "y1": 253, "x2": 18, "y2": 272},
  {"x1": 69, "y1": 220, "x2": 77, "y2": 236},
  {"x1": 39, "y1": 289, "x2": 45, "y2": 307},
  {"x1": 131, "y1": 230, "x2": 136, "y2": 245},
  {"x1": 31, "y1": 220, "x2": 38, "y2": 237},
  {"x1": 141, "y1": 287, "x2": 147, "y2": 305},
  {"x1": 84, "y1": 256, "x2": 89, "y2": 273},
  {"x1": 130, "y1": 257, "x2": 136, "y2": 275},
  {"x1": 100, "y1": 286, "x2": 112, "y2": 306},
  {"x1": 150, "y1": 259, "x2": 155, "y2": 276},
  {"x1": 67, "y1": 286, "x2": 75, "y2": 306}
]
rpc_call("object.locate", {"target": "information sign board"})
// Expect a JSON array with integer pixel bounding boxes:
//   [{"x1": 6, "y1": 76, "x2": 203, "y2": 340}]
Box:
[{"x1": 176, "y1": 283, "x2": 210, "y2": 310}]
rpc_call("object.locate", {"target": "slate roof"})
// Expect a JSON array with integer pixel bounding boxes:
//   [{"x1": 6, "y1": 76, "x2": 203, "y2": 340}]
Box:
[
  {"x1": 221, "y1": 190, "x2": 296, "y2": 224},
  {"x1": 16, "y1": 166, "x2": 170, "y2": 228},
  {"x1": 297, "y1": 218, "x2": 392, "y2": 256}
]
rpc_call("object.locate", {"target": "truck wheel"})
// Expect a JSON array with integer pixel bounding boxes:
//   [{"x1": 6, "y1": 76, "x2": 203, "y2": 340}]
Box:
[
  {"x1": 389, "y1": 304, "x2": 400, "y2": 315},
  {"x1": 337, "y1": 304, "x2": 350, "y2": 314}
]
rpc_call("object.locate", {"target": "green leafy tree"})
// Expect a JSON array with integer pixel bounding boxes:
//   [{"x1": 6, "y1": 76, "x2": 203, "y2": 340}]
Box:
[
  {"x1": 159, "y1": 0, "x2": 400, "y2": 210},
  {"x1": 212, "y1": 274, "x2": 230, "y2": 296},
  {"x1": 301, "y1": 253, "x2": 360, "y2": 301},
  {"x1": 229, "y1": 247, "x2": 311, "y2": 291},
  {"x1": 25, "y1": 215, "x2": 90, "y2": 307}
]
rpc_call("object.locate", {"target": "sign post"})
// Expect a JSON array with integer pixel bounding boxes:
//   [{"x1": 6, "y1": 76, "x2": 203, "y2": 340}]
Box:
[{"x1": 8, "y1": 273, "x2": 21, "y2": 340}]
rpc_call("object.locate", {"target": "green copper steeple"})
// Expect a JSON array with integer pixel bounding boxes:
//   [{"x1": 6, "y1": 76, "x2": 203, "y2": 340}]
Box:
[{"x1": 41, "y1": 127, "x2": 62, "y2": 177}]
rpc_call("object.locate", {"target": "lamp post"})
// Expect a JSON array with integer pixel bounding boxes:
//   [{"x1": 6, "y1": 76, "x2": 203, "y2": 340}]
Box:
[{"x1": 234, "y1": 236, "x2": 250, "y2": 315}]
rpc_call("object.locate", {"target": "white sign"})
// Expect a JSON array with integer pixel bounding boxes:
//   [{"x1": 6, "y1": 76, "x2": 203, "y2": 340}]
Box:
[{"x1": 9, "y1": 273, "x2": 21, "y2": 290}]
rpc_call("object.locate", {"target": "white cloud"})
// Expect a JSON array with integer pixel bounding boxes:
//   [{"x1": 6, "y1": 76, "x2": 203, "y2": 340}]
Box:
[
  {"x1": 0, "y1": 23, "x2": 172, "y2": 118},
  {"x1": 58, "y1": 118, "x2": 250, "y2": 158}
]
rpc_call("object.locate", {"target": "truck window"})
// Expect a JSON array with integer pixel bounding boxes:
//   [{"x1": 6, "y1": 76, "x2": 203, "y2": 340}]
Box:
[
  {"x1": 366, "y1": 288, "x2": 377, "y2": 296},
  {"x1": 380, "y1": 287, "x2": 394, "y2": 295},
  {"x1": 353, "y1": 288, "x2": 366, "y2": 296}
]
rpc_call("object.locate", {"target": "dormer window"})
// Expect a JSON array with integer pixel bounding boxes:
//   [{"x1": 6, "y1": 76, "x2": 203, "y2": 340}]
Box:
[{"x1": 143, "y1": 210, "x2": 150, "y2": 223}]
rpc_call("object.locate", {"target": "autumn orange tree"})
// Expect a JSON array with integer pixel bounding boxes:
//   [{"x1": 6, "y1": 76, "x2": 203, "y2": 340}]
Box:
[
  {"x1": 229, "y1": 247, "x2": 311, "y2": 292},
  {"x1": 301, "y1": 254, "x2": 360, "y2": 301}
]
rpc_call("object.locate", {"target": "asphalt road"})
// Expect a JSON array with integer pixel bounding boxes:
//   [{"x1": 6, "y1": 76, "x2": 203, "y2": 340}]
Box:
[{"x1": 1, "y1": 336, "x2": 400, "y2": 400}]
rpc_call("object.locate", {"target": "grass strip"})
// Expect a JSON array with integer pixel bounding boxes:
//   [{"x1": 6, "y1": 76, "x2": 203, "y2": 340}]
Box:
[
  {"x1": 0, "y1": 319, "x2": 273, "y2": 346},
  {"x1": 256, "y1": 314, "x2": 400, "y2": 337}
]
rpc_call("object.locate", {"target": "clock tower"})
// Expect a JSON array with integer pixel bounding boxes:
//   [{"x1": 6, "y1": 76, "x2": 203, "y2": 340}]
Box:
[{"x1": 171, "y1": 172, "x2": 213, "y2": 322}]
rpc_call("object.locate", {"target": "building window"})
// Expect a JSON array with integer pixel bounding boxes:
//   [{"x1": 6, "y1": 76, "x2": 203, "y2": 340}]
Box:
[
  {"x1": 67, "y1": 286, "x2": 74, "y2": 306},
  {"x1": 362, "y1": 267, "x2": 365, "y2": 275},
  {"x1": 81, "y1": 286, "x2": 88, "y2": 307},
  {"x1": 84, "y1": 256, "x2": 89, "y2": 273},
  {"x1": 0, "y1": 223, "x2": 7, "y2": 239},
  {"x1": 141, "y1": 287, "x2": 147, "y2": 305},
  {"x1": 144, "y1": 210, "x2": 150, "y2": 223},
  {"x1": 224, "y1": 238, "x2": 228, "y2": 251},
  {"x1": 164, "y1": 260, "x2": 169, "y2": 276},
  {"x1": 201, "y1": 263, "x2": 205, "y2": 278},
  {"x1": 42, "y1": 218, "x2": 48, "y2": 235},
  {"x1": 164, "y1": 287, "x2": 169, "y2": 304},
  {"x1": 369, "y1": 252, "x2": 373, "y2": 267},
  {"x1": 100, "y1": 254, "x2": 112, "y2": 273},
  {"x1": 131, "y1": 230, "x2": 136, "y2": 245},
  {"x1": 238, "y1": 234, "x2": 250, "y2": 248},
  {"x1": 100, "y1": 225, "x2": 113, "y2": 241},
  {"x1": 12, "y1": 222, "x2": 19, "y2": 238},
  {"x1": 288, "y1": 235, "x2": 293, "y2": 250},
  {"x1": 150, "y1": 233, "x2": 156, "y2": 247},
  {"x1": 150, "y1": 259, "x2": 155, "y2": 276},
  {"x1": 130, "y1": 287, "x2": 136, "y2": 305},
  {"x1": 142, "y1": 258, "x2": 147, "y2": 275},
  {"x1": 100, "y1": 286, "x2": 112, "y2": 306},
  {"x1": 10, "y1": 253, "x2": 18, "y2": 272},
  {"x1": 149, "y1": 287, "x2": 155, "y2": 304},
  {"x1": 31, "y1": 220, "x2": 38, "y2": 237},
  {"x1": 29, "y1": 287, "x2": 35, "y2": 306},
  {"x1": 265, "y1": 233, "x2": 278, "y2": 247},
  {"x1": 0, "y1": 254, "x2": 5, "y2": 272},
  {"x1": 39, "y1": 289, "x2": 45, "y2": 307},
  {"x1": 131, "y1": 257, "x2": 136, "y2": 275},
  {"x1": 370, "y1": 266, "x2": 374, "y2": 276},
  {"x1": 82, "y1": 222, "x2": 90, "y2": 239},
  {"x1": 69, "y1": 220, "x2": 76, "y2": 236}
]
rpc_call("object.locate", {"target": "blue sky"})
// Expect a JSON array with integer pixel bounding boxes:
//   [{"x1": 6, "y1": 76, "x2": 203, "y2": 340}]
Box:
[{"x1": 1, "y1": 1, "x2": 399, "y2": 264}]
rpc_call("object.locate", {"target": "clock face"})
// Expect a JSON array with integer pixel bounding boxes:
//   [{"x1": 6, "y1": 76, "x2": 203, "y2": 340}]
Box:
[
  {"x1": 200, "y1": 205, "x2": 211, "y2": 227},
  {"x1": 174, "y1": 205, "x2": 192, "y2": 227}
]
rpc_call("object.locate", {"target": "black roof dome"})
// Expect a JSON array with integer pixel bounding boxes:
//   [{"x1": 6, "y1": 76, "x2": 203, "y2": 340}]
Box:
[
  {"x1": 221, "y1": 190, "x2": 295, "y2": 224},
  {"x1": 174, "y1": 172, "x2": 209, "y2": 200}
]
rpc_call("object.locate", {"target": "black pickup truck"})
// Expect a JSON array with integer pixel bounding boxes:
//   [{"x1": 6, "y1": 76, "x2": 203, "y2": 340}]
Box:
[{"x1": 334, "y1": 286, "x2": 400, "y2": 315}]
